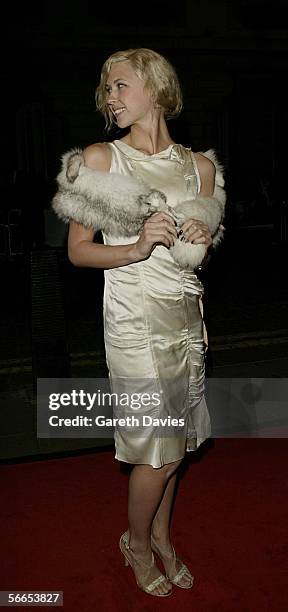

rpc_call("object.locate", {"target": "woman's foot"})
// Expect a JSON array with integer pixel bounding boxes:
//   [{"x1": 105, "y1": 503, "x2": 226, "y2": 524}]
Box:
[
  {"x1": 119, "y1": 531, "x2": 172, "y2": 596},
  {"x1": 151, "y1": 532, "x2": 194, "y2": 589}
]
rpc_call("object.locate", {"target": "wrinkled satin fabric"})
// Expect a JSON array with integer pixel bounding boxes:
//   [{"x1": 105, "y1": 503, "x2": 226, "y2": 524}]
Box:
[{"x1": 102, "y1": 140, "x2": 211, "y2": 468}]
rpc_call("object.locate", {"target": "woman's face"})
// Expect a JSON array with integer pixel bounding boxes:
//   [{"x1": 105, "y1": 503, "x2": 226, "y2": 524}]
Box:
[{"x1": 105, "y1": 61, "x2": 157, "y2": 128}]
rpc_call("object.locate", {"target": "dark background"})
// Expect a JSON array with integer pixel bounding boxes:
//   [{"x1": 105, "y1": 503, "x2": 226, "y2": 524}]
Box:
[
  {"x1": 1, "y1": 0, "x2": 288, "y2": 460},
  {"x1": 2, "y1": 0, "x2": 288, "y2": 213}
]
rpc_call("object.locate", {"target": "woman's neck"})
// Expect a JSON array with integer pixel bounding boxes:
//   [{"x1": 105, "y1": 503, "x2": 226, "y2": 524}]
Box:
[{"x1": 121, "y1": 116, "x2": 175, "y2": 155}]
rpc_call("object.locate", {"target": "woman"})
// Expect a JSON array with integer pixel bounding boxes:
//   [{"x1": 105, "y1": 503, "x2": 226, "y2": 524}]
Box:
[{"x1": 64, "y1": 48, "x2": 224, "y2": 597}]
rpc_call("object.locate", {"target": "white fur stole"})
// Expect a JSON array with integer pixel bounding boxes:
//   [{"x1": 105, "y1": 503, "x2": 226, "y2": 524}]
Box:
[{"x1": 52, "y1": 147, "x2": 226, "y2": 269}]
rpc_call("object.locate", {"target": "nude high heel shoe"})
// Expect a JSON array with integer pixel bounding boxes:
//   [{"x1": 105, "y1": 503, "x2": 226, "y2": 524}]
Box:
[
  {"x1": 151, "y1": 534, "x2": 194, "y2": 589},
  {"x1": 119, "y1": 531, "x2": 173, "y2": 597}
]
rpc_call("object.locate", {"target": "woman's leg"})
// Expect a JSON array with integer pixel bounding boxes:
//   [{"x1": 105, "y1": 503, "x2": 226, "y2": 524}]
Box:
[
  {"x1": 151, "y1": 471, "x2": 178, "y2": 548},
  {"x1": 127, "y1": 459, "x2": 181, "y2": 595},
  {"x1": 151, "y1": 470, "x2": 192, "y2": 587}
]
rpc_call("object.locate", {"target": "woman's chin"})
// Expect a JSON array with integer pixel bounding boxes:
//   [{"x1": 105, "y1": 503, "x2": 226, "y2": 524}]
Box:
[{"x1": 116, "y1": 117, "x2": 130, "y2": 129}]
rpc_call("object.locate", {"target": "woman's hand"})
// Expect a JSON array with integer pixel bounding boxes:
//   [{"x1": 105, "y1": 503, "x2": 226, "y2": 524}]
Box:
[
  {"x1": 133, "y1": 211, "x2": 178, "y2": 261},
  {"x1": 178, "y1": 219, "x2": 212, "y2": 247}
]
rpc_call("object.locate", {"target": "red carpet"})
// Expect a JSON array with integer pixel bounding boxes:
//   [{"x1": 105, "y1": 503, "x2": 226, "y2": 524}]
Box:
[{"x1": 1, "y1": 439, "x2": 288, "y2": 611}]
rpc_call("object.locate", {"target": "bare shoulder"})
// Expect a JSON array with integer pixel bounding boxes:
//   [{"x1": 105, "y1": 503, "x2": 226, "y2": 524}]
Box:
[
  {"x1": 194, "y1": 152, "x2": 216, "y2": 195},
  {"x1": 194, "y1": 152, "x2": 216, "y2": 178},
  {"x1": 83, "y1": 142, "x2": 112, "y2": 172}
]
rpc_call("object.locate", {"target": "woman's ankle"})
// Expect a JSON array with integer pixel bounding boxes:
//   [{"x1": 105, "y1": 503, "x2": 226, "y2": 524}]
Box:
[
  {"x1": 128, "y1": 534, "x2": 152, "y2": 556},
  {"x1": 151, "y1": 528, "x2": 171, "y2": 549}
]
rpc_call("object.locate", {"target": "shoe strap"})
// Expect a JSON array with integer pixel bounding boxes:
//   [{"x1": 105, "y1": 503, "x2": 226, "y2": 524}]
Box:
[
  {"x1": 151, "y1": 537, "x2": 193, "y2": 584},
  {"x1": 122, "y1": 532, "x2": 170, "y2": 593},
  {"x1": 146, "y1": 574, "x2": 169, "y2": 593},
  {"x1": 123, "y1": 534, "x2": 155, "y2": 570},
  {"x1": 170, "y1": 562, "x2": 192, "y2": 585}
]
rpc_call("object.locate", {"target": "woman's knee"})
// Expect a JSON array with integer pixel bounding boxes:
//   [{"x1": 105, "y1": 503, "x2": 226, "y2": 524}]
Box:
[{"x1": 158, "y1": 458, "x2": 182, "y2": 480}]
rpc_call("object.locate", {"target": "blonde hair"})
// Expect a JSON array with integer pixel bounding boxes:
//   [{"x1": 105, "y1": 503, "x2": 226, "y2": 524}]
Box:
[{"x1": 95, "y1": 48, "x2": 183, "y2": 131}]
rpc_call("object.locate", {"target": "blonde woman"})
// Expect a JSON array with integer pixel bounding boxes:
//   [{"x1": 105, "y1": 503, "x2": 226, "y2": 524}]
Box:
[{"x1": 62, "y1": 48, "x2": 225, "y2": 597}]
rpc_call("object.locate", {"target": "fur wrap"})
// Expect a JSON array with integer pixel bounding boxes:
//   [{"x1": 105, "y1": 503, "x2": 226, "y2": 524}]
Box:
[{"x1": 52, "y1": 147, "x2": 226, "y2": 269}]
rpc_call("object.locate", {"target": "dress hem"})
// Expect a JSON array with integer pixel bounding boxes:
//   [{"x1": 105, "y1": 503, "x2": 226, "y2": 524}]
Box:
[{"x1": 114, "y1": 433, "x2": 211, "y2": 468}]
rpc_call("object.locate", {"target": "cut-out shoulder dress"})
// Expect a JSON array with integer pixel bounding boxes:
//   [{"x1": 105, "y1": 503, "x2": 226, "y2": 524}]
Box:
[{"x1": 102, "y1": 139, "x2": 212, "y2": 468}]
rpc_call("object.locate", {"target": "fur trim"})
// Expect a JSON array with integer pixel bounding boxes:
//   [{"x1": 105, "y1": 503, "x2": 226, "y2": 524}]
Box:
[
  {"x1": 52, "y1": 148, "x2": 163, "y2": 236},
  {"x1": 52, "y1": 147, "x2": 226, "y2": 269}
]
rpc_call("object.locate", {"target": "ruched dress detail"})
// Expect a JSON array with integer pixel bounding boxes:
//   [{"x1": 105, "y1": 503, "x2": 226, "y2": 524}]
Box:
[{"x1": 102, "y1": 140, "x2": 211, "y2": 468}]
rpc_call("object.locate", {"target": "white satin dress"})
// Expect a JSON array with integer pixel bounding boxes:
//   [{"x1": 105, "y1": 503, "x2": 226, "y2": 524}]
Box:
[{"x1": 102, "y1": 139, "x2": 211, "y2": 468}]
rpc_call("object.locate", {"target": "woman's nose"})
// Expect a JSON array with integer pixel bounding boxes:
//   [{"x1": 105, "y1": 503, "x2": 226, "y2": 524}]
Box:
[{"x1": 107, "y1": 90, "x2": 118, "y2": 104}]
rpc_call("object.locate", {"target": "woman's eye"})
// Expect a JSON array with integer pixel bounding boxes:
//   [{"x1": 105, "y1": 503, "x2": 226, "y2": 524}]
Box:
[{"x1": 105, "y1": 83, "x2": 125, "y2": 95}]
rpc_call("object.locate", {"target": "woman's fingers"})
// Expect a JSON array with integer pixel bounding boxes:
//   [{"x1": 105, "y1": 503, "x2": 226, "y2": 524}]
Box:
[
  {"x1": 150, "y1": 211, "x2": 176, "y2": 224},
  {"x1": 183, "y1": 228, "x2": 210, "y2": 244},
  {"x1": 136, "y1": 214, "x2": 213, "y2": 260},
  {"x1": 180, "y1": 218, "x2": 207, "y2": 233},
  {"x1": 145, "y1": 216, "x2": 178, "y2": 239},
  {"x1": 144, "y1": 227, "x2": 175, "y2": 247},
  {"x1": 135, "y1": 212, "x2": 179, "y2": 259},
  {"x1": 178, "y1": 219, "x2": 212, "y2": 245}
]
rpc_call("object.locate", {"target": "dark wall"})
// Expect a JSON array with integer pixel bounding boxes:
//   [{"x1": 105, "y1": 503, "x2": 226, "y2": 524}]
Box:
[{"x1": 1, "y1": 0, "x2": 288, "y2": 226}]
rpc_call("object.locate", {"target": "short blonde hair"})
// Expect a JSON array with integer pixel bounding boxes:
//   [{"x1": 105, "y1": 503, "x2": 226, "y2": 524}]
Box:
[{"x1": 95, "y1": 48, "x2": 183, "y2": 131}]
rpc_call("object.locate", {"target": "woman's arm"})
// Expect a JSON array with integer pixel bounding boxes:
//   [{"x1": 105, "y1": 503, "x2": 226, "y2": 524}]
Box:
[
  {"x1": 67, "y1": 143, "x2": 177, "y2": 268},
  {"x1": 179, "y1": 154, "x2": 216, "y2": 246},
  {"x1": 68, "y1": 220, "x2": 143, "y2": 268},
  {"x1": 194, "y1": 153, "x2": 216, "y2": 196},
  {"x1": 68, "y1": 143, "x2": 137, "y2": 268}
]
